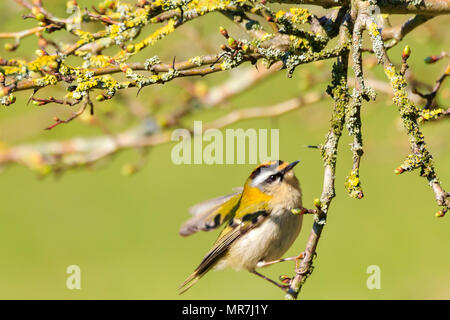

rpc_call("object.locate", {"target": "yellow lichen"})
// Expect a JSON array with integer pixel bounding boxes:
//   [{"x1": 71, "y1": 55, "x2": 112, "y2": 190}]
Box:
[
  {"x1": 289, "y1": 35, "x2": 309, "y2": 51},
  {"x1": 115, "y1": 19, "x2": 176, "y2": 61},
  {"x1": 367, "y1": 22, "x2": 380, "y2": 37},
  {"x1": 27, "y1": 55, "x2": 59, "y2": 73},
  {"x1": 344, "y1": 169, "x2": 363, "y2": 199},
  {"x1": 33, "y1": 75, "x2": 58, "y2": 87},
  {"x1": 289, "y1": 8, "x2": 310, "y2": 24},
  {"x1": 275, "y1": 10, "x2": 286, "y2": 20},
  {"x1": 418, "y1": 108, "x2": 445, "y2": 122}
]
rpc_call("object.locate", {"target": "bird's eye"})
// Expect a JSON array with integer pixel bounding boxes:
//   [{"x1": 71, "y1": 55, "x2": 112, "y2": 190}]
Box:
[{"x1": 266, "y1": 174, "x2": 279, "y2": 183}]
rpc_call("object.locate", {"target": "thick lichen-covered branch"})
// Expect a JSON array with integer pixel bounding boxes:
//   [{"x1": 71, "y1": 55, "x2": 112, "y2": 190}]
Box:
[
  {"x1": 344, "y1": 10, "x2": 365, "y2": 199},
  {"x1": 267, "y1": 0, "x2": 450, "y2": 15},
  {"x1": 344, "y1": 90, "x2": 365, "y2": 199},
  {"x1": 286, "y1": 18, "x2": 351, "y2": 297},
  {"x1": 1, "y1": 0, "x2": 351, "y2": 108},
  {"x1": 365, "y1": 2, "x2": 449, "y2": 216}
]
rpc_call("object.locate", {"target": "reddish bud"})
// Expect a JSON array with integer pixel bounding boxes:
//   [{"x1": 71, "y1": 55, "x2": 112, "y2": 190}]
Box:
[
  {"x1": 394, "y1": 167, "x2": 404, "y2": 174},
  {"x1": 126, "y1": 44, "x2": 135, "y2": 53},
  {"x1": 219, "y1": 26, "x2": 228, "y2": 38},
  {"x1": 4, "y1": 43, "x2": 15, "y2": 52},
  {"x1": 279, "y1": 275, "x2": 290, "y2": 283},
  {"x1": 0, "y1": 87, "x2": 9, "y2": 97},
  {"x1": 402, "y1": 45, "x2": 411, "y2": 60},
  {"x1": 48, "y1": 61, "x2": 59, "y2": 70},
  {"x1": 436, "y1": 210, "x2": 445, "y2": 218},
  {"x1": 35, "y1": 49, "x2": 45, "y2": 57},
  {"x1": 8, "y1": 95, "x2": 16, "y2": 104},
  {"x1": 424, "y1": 55, "x2": 439, "y2": 64},
  {"x1": 35, "y1": 13, "x2": 45, "y2": 21},
  {"x1": 313, "y1": 198, "x2": 321, "y2": 208},
  {"x1": 67, "y1": 0, "x2": 77, "y2": 9},
  {"x1": 227, "y1": 37, "x2": 236, "y2": 47}
]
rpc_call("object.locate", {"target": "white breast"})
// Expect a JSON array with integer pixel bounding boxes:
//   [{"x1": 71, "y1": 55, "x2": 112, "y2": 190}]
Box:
[{"x1": 215, "y1": 207, "x2": 303, "y2": 271}]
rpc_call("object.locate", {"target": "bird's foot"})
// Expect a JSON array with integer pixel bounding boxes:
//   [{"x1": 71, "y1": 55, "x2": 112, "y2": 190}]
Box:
[
  {"x1": 252, "y1": 270, "x2": 291, "y2": 292},
  {"x1": 295, "y1": 251, "x2": 306, "y2": 269},
  {"x1": 279, "y1": 274, "x2": 292, "y2": 286},
  {"x1": 278, "y1": 275, "x2": 300, "y2": 292}
]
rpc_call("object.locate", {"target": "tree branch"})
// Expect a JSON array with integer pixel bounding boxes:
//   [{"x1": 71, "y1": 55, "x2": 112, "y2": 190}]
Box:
[
  {"x1": 286, "y1": 19, "x2": 352, "y2": 298},
  {"x1": 365, "y1": 0, "x2": 449, "y2": 216}
]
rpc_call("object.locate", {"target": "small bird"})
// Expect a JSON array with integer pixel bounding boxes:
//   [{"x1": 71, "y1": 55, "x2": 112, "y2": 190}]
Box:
[{"x1": 179, "y1": 160, "x2": 304, "y2": 294}]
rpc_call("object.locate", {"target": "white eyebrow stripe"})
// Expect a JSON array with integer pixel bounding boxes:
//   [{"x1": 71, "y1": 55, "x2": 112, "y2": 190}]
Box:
[{"x1": 251, "y1": 169, "x2": 277, "y2": 187}]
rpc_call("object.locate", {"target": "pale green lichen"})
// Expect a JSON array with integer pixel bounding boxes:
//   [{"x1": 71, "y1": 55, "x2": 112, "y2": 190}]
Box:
[
  {"x1": 189, "y1": 56, "x2": 204, "y2": 67},
  {"x1": 322, "y1": 58, "x2": 349, "y2": 167},
  {"x1": 34, "y1": 75, "x2": 58, "y2": 87},
  {"x1": 378, "y1": 44, "x2": 439, "y2": 185},
  {"x1": 144, "y1": 56, "x2": 161, "y2": 69}
]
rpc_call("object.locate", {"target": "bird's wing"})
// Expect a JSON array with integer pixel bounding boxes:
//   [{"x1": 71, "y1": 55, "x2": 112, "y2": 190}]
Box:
[
  {"x1": 179, "y1": 190, "x2": 242, "y2": 236},
  {"x1": 187, "y1": 188, "x2": 242, "y2": 216},
  {"x1": 178, "y1": 201, "x2": 269, "y2": 293}
]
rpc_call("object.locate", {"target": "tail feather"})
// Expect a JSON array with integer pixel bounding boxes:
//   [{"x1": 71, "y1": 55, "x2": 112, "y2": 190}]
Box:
[
  {"x1": 179, "y1": 260, "x2": 216, "y2": 294},
  {"x1": 179, "y1": 228, "x2": 233, "y2": 294},
  {"x1": 178, "y1": 271, "x2": 203, "y2": 295}
]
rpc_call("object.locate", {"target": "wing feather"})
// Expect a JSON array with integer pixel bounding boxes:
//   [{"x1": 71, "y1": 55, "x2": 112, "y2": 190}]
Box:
[{"x1": 179, "y1": 191, "x2": 242, "y2": 236}]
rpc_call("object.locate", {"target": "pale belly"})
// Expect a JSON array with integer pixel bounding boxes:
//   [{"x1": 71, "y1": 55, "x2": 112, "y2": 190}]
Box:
[{"x1": 215, "y1": 208, "x2": 303, "y2": 271}]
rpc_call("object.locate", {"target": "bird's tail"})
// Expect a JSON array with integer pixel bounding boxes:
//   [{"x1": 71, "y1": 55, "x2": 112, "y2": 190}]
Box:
[
  {"x1": 179, "y1": 243, "x2": 224, "y2": 294},
  {"x1": 178, "y1": 270, "x2": 205, "y2": 295}
]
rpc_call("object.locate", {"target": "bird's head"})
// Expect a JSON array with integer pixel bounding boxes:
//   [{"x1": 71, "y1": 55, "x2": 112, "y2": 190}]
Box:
[{"x1": 244, "y1": 160, "x2": 301, "y2": 197}]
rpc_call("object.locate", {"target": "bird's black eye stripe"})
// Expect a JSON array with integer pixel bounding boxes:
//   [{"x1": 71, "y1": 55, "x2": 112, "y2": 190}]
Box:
[{"x1": 265, "y1": 172, "x2": 282, "y2": 183}]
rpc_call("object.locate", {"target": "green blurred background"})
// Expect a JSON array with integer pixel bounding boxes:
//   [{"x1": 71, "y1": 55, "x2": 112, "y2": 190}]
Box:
[{"x1": 0, "y1": 1, "x2": 448, "y2": 299}]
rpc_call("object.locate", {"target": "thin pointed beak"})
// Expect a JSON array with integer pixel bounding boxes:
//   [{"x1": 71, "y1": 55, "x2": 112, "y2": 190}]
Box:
[{"x1": 282, "y1": 160, "x2": 300, "y2": 174}]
